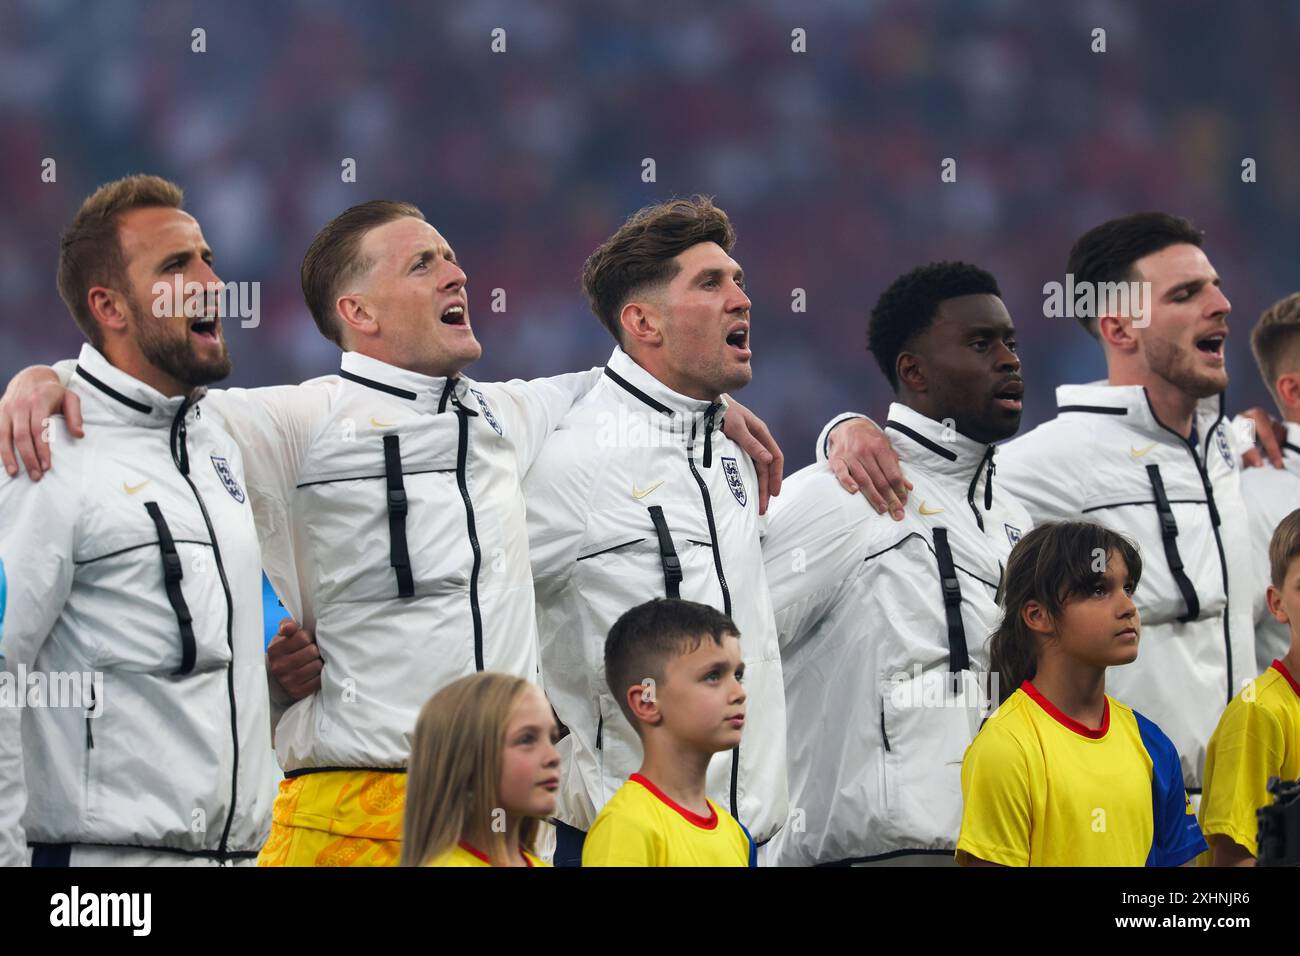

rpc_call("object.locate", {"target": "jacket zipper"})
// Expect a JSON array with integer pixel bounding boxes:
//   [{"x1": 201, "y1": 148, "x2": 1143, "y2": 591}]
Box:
[
  {"x1": 686, "y1": 404, "x2": 738, "y2": 819},
  {"x1": 171, "y1": 399, "x2": 240, "y2": 857},
  {"x1": 447, "y1": 383, "x2": 485, "y2": 671},
  {"x1": 1143, "y1": 399, "x2": 1234, "y2": 704}
]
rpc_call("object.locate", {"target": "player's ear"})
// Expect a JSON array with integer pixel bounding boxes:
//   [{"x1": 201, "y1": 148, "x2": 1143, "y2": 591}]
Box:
[
  {"x1": 336, "y1": 293, "x2": 375, "y2": 341},
  {"x1": 1021, "y1": 599, "x2": 1054, "y2": 637},
  {"x1": 1097, "y1": 313, "x2": 1137, "y2": 353},
  {"x1": 619, "y1": 301, "x2": 663, "y2": 350},
  {"x1": 1265, "y1": 584, "x2": 1289, "y2": 625},
  {"x1": 896, "y1": 350, "x2": 924, "y2": 392},
  {"x1": 87, "y1": 285, "x2": 132, "y2": 336},
  {"x1": 1276, "y1": 373, "x2": 1300, "y2": 417},
  {"x1": 627, "y1": 678, "x2": 661, "y2": 725}
]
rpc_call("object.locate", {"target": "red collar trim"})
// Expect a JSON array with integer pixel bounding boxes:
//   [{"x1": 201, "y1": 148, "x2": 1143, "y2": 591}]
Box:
[
  {"x1": 1271, "y1": 659, "x2": 1300, "y2": 699},
  {"x1": 1021, "y1": 680, "x2": 1109, "y2": 739},
  {"x1": 457, "y1": 840, "x2": 534, "y2": 866},
  {"x1": 630, "y1": 773, "x2": 718, "y2": 830}
]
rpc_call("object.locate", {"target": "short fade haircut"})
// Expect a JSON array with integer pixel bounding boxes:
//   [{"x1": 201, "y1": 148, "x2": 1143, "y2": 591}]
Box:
[
  {"x1": 867, "y1": 261, "x2": 1001, "y2": 391},
  {"x1": 582, "y1": 196, "x2": 736, "y2": 346},
  {"x1": 301, "y1": 199, "x2": 426, "y2": 349},
  {"x1": 1268, "y1": 508, "x2": 1300, "y2": 589},
  {"x1": 604, "y1": 598, "x2": 740, "y2": 732},
  {"x1": 56, "y1": 174, "x2": 186, "y2": 349},
  {"x1": 1066, "y1": 211, "x2": 1204, "y2": 338},
  {"x1": 1250, "y1": 293, "x2": 1300, "y2": 411}
]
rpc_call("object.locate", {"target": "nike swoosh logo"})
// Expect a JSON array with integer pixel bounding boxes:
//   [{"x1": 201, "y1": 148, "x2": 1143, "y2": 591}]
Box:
[
  {"x1": 632, "y1": 480, "x2": 665, "y2": 500},
  {"x1": 918, "y1": 501, "x2": 944, "y2": 516},
  {"x1": 370, "y1": 418, "x2": 395, "y2": 428},
  {"x1": 1130, "y1": 443, "x2": 1156, "y2": 459},
  {"x1": 123, "y1": 480, "x2": 150, "y2": 495}
]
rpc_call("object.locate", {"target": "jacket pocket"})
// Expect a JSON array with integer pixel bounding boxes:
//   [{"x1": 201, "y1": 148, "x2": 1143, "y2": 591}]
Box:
[{"x1": 879, "y1": 669, "x2": 985, "y2": 849}]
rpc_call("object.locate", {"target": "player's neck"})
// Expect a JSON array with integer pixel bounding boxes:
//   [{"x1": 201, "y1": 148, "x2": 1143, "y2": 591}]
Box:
[
  {"x1": 638, "y1": 742, "x2": 713, "y2": 817},
  {"x1": 103, "y1": 339, "x2": 190, "y2": 399},
  {"x1": 1031, "y1": 656, "x2": 1108, "y2": 731},
  {"x1": 460, "y1": 817, "x2": 527, "y2": 866},
  {"x1": 1281, "y1": 642, "x2": 1300, "y2": 683},
  {"x1": 1109, "y1": 368, "x2": 1198, "y2": 438}
]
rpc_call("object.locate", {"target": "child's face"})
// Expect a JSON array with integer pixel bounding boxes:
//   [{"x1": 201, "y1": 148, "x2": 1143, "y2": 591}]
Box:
[
  {"x1": 1052, "y1": 551, "x2": 1141, "y2": 668},
  {"x1": 498, "y1": 686, "x2": 561, "y2": 819},
  {"x1": 657, "y1": 633, "x2": 747, "y2": 753},
  {"x1": 1265, "y1": 557, "x2": 1300, "y2": 637}
]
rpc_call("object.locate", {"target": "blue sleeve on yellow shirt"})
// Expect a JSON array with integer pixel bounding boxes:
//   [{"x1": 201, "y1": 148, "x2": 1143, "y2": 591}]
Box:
[
  {"x1": 1134, "y1": 709, "x2": 1208, "y2": 866},
  {"x1": 739, "y1": 821, "x2": 757, "y2": 867}
]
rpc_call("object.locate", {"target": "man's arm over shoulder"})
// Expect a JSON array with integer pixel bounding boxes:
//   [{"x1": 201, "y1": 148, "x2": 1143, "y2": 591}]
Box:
[
  {"x1": 524, "y1": 422, "x2": 600, "y2": 589},
  {"x1": 763, "y1": 462, "x2": 882, "y2": 618},
  {"x1": 202, "y1": 383, "x2": 330, "y2": 499},
  {"x1": 479, "y1": 367, "x2": 604, "y2": 474}
]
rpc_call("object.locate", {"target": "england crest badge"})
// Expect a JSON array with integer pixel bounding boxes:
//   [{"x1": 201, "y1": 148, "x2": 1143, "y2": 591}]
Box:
[
  {"x1": 470, "y1": 387, "x2": 504, "y2": 436},
  {"x1": 721, "y1": 456, "x2": 747, "y2": 507},
  {"x1": 1005, "y1": 524, "x2": 1022, "y2": 546},
  {"x1": 210, "y1": 456, "x2": 246, "y2": 503}
]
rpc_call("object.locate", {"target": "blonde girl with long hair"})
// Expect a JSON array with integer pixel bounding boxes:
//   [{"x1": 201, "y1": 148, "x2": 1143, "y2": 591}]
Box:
[{"x1": 402, "y1": 673, "x2": 561, "y2": 867}]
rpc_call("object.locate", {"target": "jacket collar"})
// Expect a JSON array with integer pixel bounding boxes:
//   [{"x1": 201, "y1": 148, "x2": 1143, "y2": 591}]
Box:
[
  {"x1": 339, "y1": 350, "x2": 477, "y2": 414},
  {"x1": 604, "y1": 347, "x2": 728, "y2": 430},
  {"x1": 1054, "y1": 381, "x2": 1225, "y2": 449},
  {"x1": 1284, "y1": 420, "x2": 1300, "y2": 460},
  {"x1": 73, "y1": 343, "x2": 199, "y2": 428},
  {"x1": 883, "y1": 403, "x2": 995, "y2": 482}
]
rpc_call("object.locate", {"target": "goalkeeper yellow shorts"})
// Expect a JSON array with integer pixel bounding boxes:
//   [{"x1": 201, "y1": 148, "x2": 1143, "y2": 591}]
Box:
[{"x1": 257, "y1": 769, "x2": 406, "y2": 867}]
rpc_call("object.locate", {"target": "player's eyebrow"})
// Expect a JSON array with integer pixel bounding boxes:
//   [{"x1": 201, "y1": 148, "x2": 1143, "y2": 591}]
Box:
[
  {"x1": 156, "y1": 247, "x2": 213, "y2": 272},
  {"x1": 409, "y1": 246, "x2": 458, "y2": 269},
  {"x1": 965, "y1": 324, "x2": 1014, "y2": 337},
  {"x1": 1161, "y1": 274, "x2": 1220, "y2": 300},
  {"x1": 692, "y1": 266, "x2": 744, "y2": 285}
]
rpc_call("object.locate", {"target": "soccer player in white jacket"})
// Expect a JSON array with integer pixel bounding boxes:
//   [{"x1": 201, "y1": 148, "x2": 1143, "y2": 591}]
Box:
[
  {"x1": 2, "y1": 198, "x2": 781, "y2": 866},
  {"x1": 822, "y1": 213, "x2": 1256, "y2": 799},
  {"x1": 525, "y1": 198, "x2": 788, "y2": 864},
  {"x1": 764, "y1": 262, "x2": 1032, "y2": 866},
  {"x1": 0, "y1": 175, "x2": 277, "y2": 865},
  {"x1": 1240, "y1": 293, "x2": 1300, "y2": 672}
]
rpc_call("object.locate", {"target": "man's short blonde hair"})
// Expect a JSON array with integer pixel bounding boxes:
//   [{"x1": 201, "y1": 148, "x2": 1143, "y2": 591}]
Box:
[
  {"x1": 56, "y1": 175, "x2": 185, "y2": 348},
  {"x1": 1250, "y1": 292, "x2": 1300, "y2": 410}
]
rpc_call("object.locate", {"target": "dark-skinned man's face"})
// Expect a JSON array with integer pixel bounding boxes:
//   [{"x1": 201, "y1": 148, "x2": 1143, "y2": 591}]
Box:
[{"x1": 899, "y1": 293, "x2": 1023, "y2": 444}]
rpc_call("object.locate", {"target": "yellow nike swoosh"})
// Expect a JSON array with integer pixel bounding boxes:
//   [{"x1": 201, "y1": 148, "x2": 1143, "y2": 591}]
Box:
[
  {"x1": 918, "y1": 501, "x2": 944, "y2": 516},
  {"x1": 123, "y1": 480, "x2": 150, "y2": 495},
  {"x1": 632, "y1": 480, "x2": 665, "y2": 500},
  {"x1": 1130, "y1": 443, "x2": 1156, "y2": 459},
  {"x1": 370, "y1": 418, "x2": 395, "y2": 428}
]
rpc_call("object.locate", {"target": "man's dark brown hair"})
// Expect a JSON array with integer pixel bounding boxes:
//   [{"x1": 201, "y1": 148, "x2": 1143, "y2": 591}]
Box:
[
  {"x1": 57, "y1": 174, "x2": 186, "y2": 348},
  {"x1": 582, "y1": 196, "x2": 736, "y2": 345},
  {"x1": 301, "y1": 199, "x2": 426, "y2": 349}
]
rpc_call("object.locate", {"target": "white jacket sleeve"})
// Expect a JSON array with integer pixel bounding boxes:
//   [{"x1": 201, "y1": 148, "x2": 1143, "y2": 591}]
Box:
[
  {"x1": 524, "y1": 426, "x2": 601, "y2": 591},
  {"x1": 0, "y1": 421, "x2": 80, "y2": 865},
  {"x1": 483, "y1": 367, "x2": 603, "y2": 474},
  {"x1": 763, "y1": 465, "x2": 881, "y2": 648},
  {"x1": 201, "y1": 385, "x2": 326, "y2": 730}
]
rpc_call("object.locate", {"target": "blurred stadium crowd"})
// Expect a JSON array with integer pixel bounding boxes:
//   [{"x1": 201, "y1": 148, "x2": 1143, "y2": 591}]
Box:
[{"x1": 2, "y1": 0, "x2": 1298, "y2": 465}]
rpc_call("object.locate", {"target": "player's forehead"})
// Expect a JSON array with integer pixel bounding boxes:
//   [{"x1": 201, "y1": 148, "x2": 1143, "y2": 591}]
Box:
[
  {"x1": 671, "y1": 241, "x2": 742, "y2": 281},
  {"x1": 933, "y1": 293, "x2": 1012, "y2": 333},
  {"x1": 119, "y1": 207, "x2": 206, "y2": 264},
  {"x1": 507, "y1": 685, "x2": 553, "y2": 729},
  {"x1": 671, "y1": 631, "x2": 741, "y2": 669},
  {"x1": 361, "y1": 215, "x2": 453, "y2": 262},
  {"x1": 1133, "y1": 242, "x2": 1217, "y2": 289}
]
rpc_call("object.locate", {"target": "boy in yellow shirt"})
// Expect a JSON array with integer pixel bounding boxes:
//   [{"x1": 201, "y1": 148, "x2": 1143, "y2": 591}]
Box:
[
  {"x1": 1200, "y1": 508, "x2": 1300, "y2": 866},
  {"x1": 582, "y1": 599, "x2": 756, "y2": 867}
]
